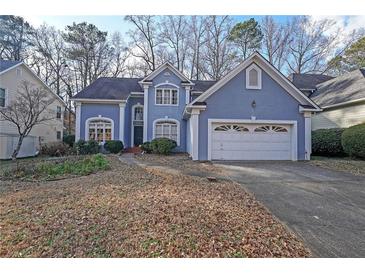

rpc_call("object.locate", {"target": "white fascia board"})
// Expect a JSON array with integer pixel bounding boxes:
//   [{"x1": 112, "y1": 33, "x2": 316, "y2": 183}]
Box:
[
  {"x1": 0, "y1": 62, "x2": 23, "y2": 76},
  {"x1": 139, "y1": 62, "x2": 194, "y2": 85},
  {"x1": 71, "y1": 98, "x2": 126, "y2": 104},
  {"x1": 299, "y1": 105, "x2": 322, "y2": 113},
  {"x1": 321, "y1": 98, "x2": 365, "y2": 109}
]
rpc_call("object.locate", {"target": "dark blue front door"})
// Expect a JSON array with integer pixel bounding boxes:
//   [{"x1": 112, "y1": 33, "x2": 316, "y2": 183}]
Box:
[{"x1": 134, "y1": 126, "x2": 143, "y2": 146}]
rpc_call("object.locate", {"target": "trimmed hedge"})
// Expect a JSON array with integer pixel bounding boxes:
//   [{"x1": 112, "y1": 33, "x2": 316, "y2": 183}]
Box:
[
  {"x1": 63, "y1": 134, "x2": 75, "y2": 147},
  {"x1": 150, "y1": 138, "x2": 177, "y2": 155},
  {"x1": 312, "y1": 128, "x2": 345, "y2": 156},
  {"x1": 74, "y1": 140, "x2": 100, "y2": 155},
  {"x1": 104, "y1": 140, "x2": 124, "y2": 154},
  {"x1": 40, "y1": 142, "x2": 74, "y2": 157},
  {"x1": 140, "y1": 141, "x2": 152, "y2": 153},
  {"x1": 341, "y1": 123, "x2": 365, "y2": 158}
]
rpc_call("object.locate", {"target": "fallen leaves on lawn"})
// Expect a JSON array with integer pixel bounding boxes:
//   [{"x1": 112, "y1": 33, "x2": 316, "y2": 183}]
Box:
[{"x1": 0, "y1": 155, "x2": 310, "y2": 257}]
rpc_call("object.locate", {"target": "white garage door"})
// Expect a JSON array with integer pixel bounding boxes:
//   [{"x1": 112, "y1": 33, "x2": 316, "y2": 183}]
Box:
[{"x1": 211, "y1": 123, "x2": 292, "y2": 160}]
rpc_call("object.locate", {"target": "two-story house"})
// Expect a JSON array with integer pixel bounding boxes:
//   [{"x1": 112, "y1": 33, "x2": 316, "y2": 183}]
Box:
[
  {"x1": 72, "y1": 52, "x2": 321, "y2": 161},
  {"x1": 0, "y1": 60, "x2": 66, "y2": 159}
]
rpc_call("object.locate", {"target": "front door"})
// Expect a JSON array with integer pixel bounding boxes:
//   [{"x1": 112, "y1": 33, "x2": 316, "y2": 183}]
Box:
[{"x1": 133, "y1": 126, "x2": 143, "y2": 146}]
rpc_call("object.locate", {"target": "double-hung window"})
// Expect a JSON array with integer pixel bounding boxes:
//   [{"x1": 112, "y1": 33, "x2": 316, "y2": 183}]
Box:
[
  {"x1": 0, "y1": 88, "x2": 5, "y2": 107},
  {"x1": 155, "y1": 88, "x2": 178, "y2": 105},
  {"x1": 56, "y1": 106, "x2": 62, "y2": 119},
  {"x1": 154, "y1": 121, "x2": 178, "y2": 143}
]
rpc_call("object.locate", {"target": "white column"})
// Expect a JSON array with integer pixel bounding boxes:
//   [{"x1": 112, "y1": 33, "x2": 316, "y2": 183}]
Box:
[
  {"x1": 185, "y1": 86, "x2": 191, "y2": 104},
  {"x1": 75, "y1": 102, "x2": 81, "y2": 141},
  {"x1": 119, "y1": 103, "x2": 126, "y2": 144},
  {"x1": 191, "y1": 109, "x2": 200, "y2": 161},
  {"x1": 143, "y1": 85, "x2": 149, "y2": 142},
  {"x1": 304, "y1": 112, "x2": 312, "y2": 160}
]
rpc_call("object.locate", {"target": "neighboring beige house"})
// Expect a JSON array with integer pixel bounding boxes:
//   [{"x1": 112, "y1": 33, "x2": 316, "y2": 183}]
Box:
[
  {"x1": 0, "y1": 60, "x2": 66, "y2": 159},
  {"x1": 290, "y1": 69, "x2": 365, "y2": 130}
]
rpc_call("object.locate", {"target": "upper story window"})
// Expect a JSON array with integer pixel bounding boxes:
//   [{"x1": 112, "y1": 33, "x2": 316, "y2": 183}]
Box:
[
  {"x1": 134, "y1": 106, "x2": 143, "y2": 121},
  {"x1": 246, "y1": 64, "x2": 262, "y2": 90},
  {"x1": 155, "y1": 88, "x2": 178, "y2": 105},
  {"x1": 56, "y1": 106, "x2": 62, "y2": 119},
  {"x1": 0, "y1": 88, "x2": 5, "y2": 107}
]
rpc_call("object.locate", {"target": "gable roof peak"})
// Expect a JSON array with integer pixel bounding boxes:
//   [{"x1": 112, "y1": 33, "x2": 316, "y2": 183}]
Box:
[{"x1": 139, "y1": 61, "x2": 194, "y2": 86}]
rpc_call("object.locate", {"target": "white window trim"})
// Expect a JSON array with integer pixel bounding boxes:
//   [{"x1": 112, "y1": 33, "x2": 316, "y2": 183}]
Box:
[
  {"x1": 154, "y1": 83, "x2": 179, "y2": 106},
  {"x1": 246, "y1": 63, "x2": 262, "y2": 90},
  {"x1": 0, "y1": 87, "x2": 8, "y2": 108},
  {"x1": 56, "y1": 106, "x2": 62, "y2": 119},
  {"x1": 152, "y1": 118, "x2": 180, "y2": 146},
  {"x1": 85, "y1": 116, "x2": 114, "y2": 143},
  {"x1": 207, "y1": 119, "x2": 297, "y2": 161},
  {"x1": 131, "y1": 103, "x2": 144, "y2": 147}
]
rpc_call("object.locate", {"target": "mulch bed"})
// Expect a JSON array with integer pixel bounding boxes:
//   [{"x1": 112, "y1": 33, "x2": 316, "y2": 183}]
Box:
[{"x1": 0, "y1": 155, "x2": 310, "y2": 257}]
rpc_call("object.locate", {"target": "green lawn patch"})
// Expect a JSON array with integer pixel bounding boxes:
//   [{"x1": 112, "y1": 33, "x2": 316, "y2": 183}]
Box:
[{"x1": 1, "y1": 154, "x2": 110, "y2": 181}]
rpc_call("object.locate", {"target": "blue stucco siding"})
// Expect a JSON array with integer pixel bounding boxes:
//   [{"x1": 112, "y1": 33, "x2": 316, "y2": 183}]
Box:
[
  {"x1": 197, "y1": 67, "x2": 306, "y2": 160},
  {"x1": 80, "y1": 103, "x2": 120, "y2": 141},
  {"x1": 125, "y1": 97, "x2": 144, "y2": 147},
  {"x1": 146, "y1": 67, "x2": 187, "y2": 151}
]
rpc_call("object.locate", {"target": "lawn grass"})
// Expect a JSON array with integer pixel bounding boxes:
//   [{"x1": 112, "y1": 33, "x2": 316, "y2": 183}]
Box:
[
  {"x1": 0, "y1": 154, "x2": 110, "y2": 181},
  {"x1": 310, "y1": 156, "x2": 365, "y2": 176}
]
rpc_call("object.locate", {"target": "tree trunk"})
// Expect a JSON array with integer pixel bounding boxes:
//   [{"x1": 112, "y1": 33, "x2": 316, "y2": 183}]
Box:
[{"x1": 12, "y1": 134, "x2": 25, "y2": 161}]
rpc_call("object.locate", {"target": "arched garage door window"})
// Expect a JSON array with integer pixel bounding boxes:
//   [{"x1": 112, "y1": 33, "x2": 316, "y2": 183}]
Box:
[{"x1": 87, "y1": 117, "x2": 114, "y2": 143}]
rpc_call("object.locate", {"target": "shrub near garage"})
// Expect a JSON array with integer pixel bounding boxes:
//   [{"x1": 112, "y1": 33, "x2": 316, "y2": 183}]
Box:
[
  {"x1": 312, "y1": 128, "x2": 345, "y2": 156},
  {"x1": 341, "y1": 123, "x2": 365, "y2": 158},
  {"x1": 104, "y1": 140, "x2": 124, "y2": 154},
  {"x1": 150, "y1": 138, "x2": 177, "y2": 155}
]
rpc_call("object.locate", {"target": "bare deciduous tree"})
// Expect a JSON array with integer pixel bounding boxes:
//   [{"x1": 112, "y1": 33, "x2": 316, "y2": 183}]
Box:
[
  {"x1": 125, "y1": 15, "x2": 161, "y2": 72},
  {"x1": 261, "y1": 16, "x2": 292, "y2": 71},
  {"x1": 109, "y1": 32, "x2": 130, "y2": 77},
  {"x1": 187, "y1": 16, "x2": 208, "y2": 80},
  {"x1": 0, "y1": 81, "x2": 56, "y2": 160},
  {"x1": 287, "y1": 16, "x2": 341, "y2": 74},
  {"x1": 201, "y1": 16, "x2": 236, "y2": 80},
  {"x1": 160, "y1": 16, "x2": 189, "y2": 71}
]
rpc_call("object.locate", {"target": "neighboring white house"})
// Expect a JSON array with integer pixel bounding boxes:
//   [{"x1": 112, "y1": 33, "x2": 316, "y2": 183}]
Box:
[
  {"x1": 0, "y1": 60, "x2": 66, "y2": 159},
  {"x1": 290, "y1": 69, "x2": 365, "y2": 130}
]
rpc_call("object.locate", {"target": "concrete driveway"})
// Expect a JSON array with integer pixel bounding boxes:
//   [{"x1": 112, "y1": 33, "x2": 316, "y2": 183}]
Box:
[{"x1": 213, "y1": 161, "x2": 365, "y2": 258}]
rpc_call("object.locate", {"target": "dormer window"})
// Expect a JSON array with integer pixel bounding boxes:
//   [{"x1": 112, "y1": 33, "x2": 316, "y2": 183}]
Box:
[{"x1": 246, "y1": 64, "x2": 262, "y2": 89}]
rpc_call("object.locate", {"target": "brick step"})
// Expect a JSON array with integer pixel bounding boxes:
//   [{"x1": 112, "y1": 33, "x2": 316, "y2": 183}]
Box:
[{"x1": 124, "y1": 146, "x2": 142, "y2": 154}]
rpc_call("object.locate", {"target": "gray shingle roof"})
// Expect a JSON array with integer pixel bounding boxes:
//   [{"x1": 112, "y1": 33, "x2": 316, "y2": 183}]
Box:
[
  {"x1": 0, "y1": 60, "x2": 22, "y2": 73},
  {"x1": 73, "y1": 77, "x2": 143, "y2": 100},
  {"x1": 289, "y1": 73, "x2": 334, "y2": 90},
  {"x1": 311, "y1": 69, "x2": 365, "y2": 107},
  {"x1": 191, "y1": 80, "x2": 217, "y2": 91},
  {"x1": 73, "y1": 78, "x2": 216, "y2": 100}
]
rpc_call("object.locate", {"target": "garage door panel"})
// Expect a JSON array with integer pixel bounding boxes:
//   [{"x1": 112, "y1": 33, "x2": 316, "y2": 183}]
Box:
[
  {"x1": 213, "y1": 142, "x2": 291, "y2": 151},
  {"x1": 212, "y1": 150, "x2": 291, "y2": 160},
  {"x1": 211, "y1": 123, "x2": 293, "y2": 160}
]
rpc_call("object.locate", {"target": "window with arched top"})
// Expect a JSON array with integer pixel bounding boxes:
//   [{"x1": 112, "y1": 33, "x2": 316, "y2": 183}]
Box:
[
  {"x1": 246, "y1": 64, "x2": 262, "y2": 89},
  {"x1": 214, "y1": 124, "x2": 249, "y2": 132},
  {"x1": 87, "y1": 118, "x2": 113, "y2": 143},
  {"x1": 254, "y1": 125, "x2": 288, "y2": 133},
  {"x1": 153, "y1": 119, "x2": 180, "y2": 145}
]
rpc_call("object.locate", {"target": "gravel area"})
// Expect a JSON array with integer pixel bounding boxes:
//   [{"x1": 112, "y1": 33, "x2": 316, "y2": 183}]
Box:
[{"x1": 0, "y1": 154, "x2": 310, "y2": 257}]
